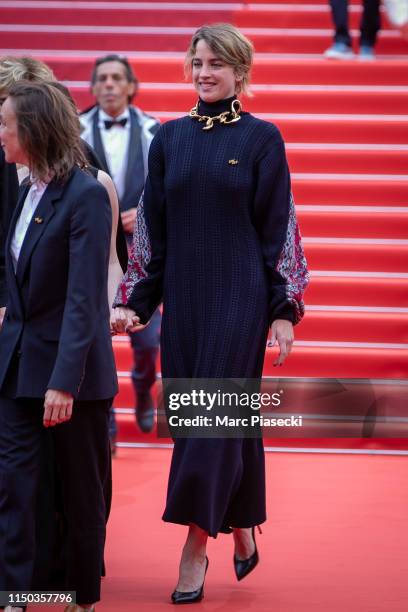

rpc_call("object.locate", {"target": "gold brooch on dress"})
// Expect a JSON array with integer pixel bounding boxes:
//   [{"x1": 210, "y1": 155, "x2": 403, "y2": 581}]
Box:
[{"x1": 189, "y1": 99, "x2": 242, "y2": 131}]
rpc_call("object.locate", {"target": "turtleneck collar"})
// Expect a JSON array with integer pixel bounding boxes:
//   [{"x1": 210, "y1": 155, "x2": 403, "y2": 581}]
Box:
[{"x1": 197, "y1": 96, "x2": 238, "y2": 117}]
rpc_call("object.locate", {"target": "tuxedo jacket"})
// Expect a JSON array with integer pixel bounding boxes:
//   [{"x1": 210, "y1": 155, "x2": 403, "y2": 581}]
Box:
[
  {"x1": 0, "y1": 166, "x2": 118, "y2": 400},
  {"x1": 0, "y1": 148, "x2": 19, "y2": 306},
  {"x1": 80, "y1": 104, "x2": 160, "y2": 213}
]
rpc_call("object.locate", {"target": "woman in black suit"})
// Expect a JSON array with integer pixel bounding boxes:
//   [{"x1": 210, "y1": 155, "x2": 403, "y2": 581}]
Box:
[{"x1": 0, "y1": 80, "x2": 118, "y2": 612}]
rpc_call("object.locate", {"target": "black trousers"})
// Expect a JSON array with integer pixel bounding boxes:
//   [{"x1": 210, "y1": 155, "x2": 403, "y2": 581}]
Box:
[
  {"x1": 109, "y1": 308, "x2": 161, "y2": 439},
  {"x1": 329, "y1": 0, "x2": 381, "y2": 47},
  {"x1": 129, "y1": 307, "x2": 161, "y2": 399},
  {"x1": 0, "y1": 395, "x2": 111, "y2": 604}
]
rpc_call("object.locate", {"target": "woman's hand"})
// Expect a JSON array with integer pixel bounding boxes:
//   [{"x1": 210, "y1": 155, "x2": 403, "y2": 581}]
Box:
[
  {"x1": 110, "y1": 306, "x2": 148, "y2": 334},
  {"x1": 43, "y1": 389, "x2": 73, "y2": 427},
  {"x1": 269, "y1": 319, "x2": 294, "y2": 366}
]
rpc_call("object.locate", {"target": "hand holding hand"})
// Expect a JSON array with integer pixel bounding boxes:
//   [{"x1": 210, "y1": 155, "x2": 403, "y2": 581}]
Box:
[
  {"x1": 269, "y1": 319, "x2": 294, "y2": 366},
  {"x1": 43, "y1": 389, "x2": 73, "y2": 427},
  {"x1": 111, "y1": 306, "x2": 148, "y2": 334},
  {"x1": 121, "y1": 207, "x2": 137, "y2": 234}
]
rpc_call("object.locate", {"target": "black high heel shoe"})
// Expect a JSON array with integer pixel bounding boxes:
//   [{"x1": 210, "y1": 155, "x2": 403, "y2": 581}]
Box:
[
  {"x1": 234, "y1": 526, "x2": 262, "y2": 581},
  {"x1": 171, "y1": 556, "x2": 209, "y2": 604}
]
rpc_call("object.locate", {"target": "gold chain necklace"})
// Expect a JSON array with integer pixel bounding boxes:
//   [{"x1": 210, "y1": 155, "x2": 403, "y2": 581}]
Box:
[{"x1": 189, "y1": 98, "x2": 242, "y2": 131}]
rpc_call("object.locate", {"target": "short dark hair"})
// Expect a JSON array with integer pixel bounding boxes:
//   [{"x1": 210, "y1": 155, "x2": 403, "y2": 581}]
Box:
[{"x1": 91, "y1": 54, "x2": 138, "y2": 102}]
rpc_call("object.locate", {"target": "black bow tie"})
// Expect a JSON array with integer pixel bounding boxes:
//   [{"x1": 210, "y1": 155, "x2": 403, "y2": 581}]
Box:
[{"x1": 104, "y1": 118, "x2": 128, "y2": 129}]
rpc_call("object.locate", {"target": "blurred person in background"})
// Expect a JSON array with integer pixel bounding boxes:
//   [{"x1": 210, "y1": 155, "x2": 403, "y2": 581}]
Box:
[
  {"x1": 0, "y1": 56, "x2": 126, "y2": 454},
  {"x1": 81, "y1": 54, "x2": 161, "y2": 437},
  {"x1": 324, "y1": 0, "x2": 381, "y2": 59}
]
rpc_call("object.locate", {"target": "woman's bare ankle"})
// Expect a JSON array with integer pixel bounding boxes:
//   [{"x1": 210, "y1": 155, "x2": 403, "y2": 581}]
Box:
[{"x1": 233, "y1": 527, "x2": 256, "y2": 560}]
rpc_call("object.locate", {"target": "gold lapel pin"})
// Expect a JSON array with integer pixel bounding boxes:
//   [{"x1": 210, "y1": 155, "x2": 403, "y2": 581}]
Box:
[
  {"x1": 34, "y1": 217, "x2": 43, "y2": 224},
  {"x1": 228, "y1": 159, "x2": 239, "y2": 165}
]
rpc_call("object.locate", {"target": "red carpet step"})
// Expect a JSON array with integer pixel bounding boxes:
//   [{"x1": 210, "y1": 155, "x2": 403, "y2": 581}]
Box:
[
  {"x1": 114, "y1": 309, "x2": 408, "y2": 344},
  {"x1": 67, "y1": 103, "x2": 408, "y2": 148},
  {"x1": 287, "y1": 148, "x2": 408, "y2": 175},
  {"x1": 299, "y1": 311, "x2": 408, "y2": 343},
  {"x1": 0, "y1": 3, "x2": 394, "y2": 31},
  {"x1": 297, "y1": 207, "x2": 408, "y2": 238},
  {"x1": 112, "y1": 341, "x2": 408, "y2": 383},
  {"x1": 112, "y1": 413, "x2": 408, "y2": 450},
  {"x1": 303, "y1": 242, "x2": 408, "y2": 271},
  {"x1": 307, "y1": 276, "x2": 408, "y2": 307},
  {"x1": 69, "y1": 84, "x2": 408, "y2": 115},
  {"x1": 34, "y1": 55, "x2": 408, "y2": 86},
  {"x1": 73, "y1": 103, "x2": 408, "y2": 145},
  {"x1": 293, "y1": 178, "x2": 407, "y2": 205},
  {"x1": 0, "y1": 26, "x2": 406, "y2": 54}
]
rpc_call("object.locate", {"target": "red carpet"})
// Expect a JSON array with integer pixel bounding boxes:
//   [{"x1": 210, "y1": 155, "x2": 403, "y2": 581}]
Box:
[
  {"x1": 1, "y1": 4, "x2": 407, "y2": 609},
  {"x1": 3, "y1": 1, "x2": 407, "y2": 448},
  {"x1": 0, "y1": 5, "x2": 396, "y2": 30},
  {"x1": 25, "y1": 55, "x2": 408, "y2": 86},
  {"x1": 1, "y1": 25, "x2": 406, "y2": 54},
  {"x1": 34, "y1": 447, "x2": 408, "y2": 611}
]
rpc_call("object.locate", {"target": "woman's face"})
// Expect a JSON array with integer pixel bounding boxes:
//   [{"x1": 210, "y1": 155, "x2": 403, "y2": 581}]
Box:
[
  {"x1": 0, "y1": 96, "x2": 28, "y2": 165},
  {"x1": 192, "y1": 40, "x2": 240, "y2": 104}
]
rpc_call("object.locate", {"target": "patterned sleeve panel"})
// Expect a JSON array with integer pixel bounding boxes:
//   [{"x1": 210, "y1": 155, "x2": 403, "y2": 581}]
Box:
[
  {"x1": 113, "y1": 192, "x2": 151, "y2": 307},
  {"x1": 274, "y1": 192, "x2": 309, "y2": 325},
  {"x1": 253, "y1": 130, "x2": 309, "y2": 326}
]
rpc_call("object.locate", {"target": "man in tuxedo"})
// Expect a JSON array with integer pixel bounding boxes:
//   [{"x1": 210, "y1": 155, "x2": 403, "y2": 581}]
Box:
[{"x1": 80, "y1": 54, "x2": 161, "y2": 435}]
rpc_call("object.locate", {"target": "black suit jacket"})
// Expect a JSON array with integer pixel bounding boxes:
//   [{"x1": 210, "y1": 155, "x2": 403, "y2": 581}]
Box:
[
  {"x1": 0, "y1": 148, "x2": 19, "y2": 306},
  {"x1": 0, "y1": 166, "x2": 118, "y2": 400},
  {"x1": 0, "y1": 141, "x2": 127, "y2": 306}
]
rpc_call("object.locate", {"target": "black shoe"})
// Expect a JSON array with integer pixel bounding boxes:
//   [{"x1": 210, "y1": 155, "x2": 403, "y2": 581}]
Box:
[
  {"x1": 171, "y1": 556, "x2": 209, "y2": 604},
  {"x1": 136, "y1": 392, "x2": 155, "y2": 433},
  {"x1": 234, "y1": 526, "x2": 262, "y2": 581}
]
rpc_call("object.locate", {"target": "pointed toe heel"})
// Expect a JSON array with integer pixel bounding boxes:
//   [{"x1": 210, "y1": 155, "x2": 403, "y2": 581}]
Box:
[
  {"x1": 234, "y1": 526, "x2": 262, "y2": 581},
  {"x1": 171, "y1": 556, "x2": 209, "y2": 604}
]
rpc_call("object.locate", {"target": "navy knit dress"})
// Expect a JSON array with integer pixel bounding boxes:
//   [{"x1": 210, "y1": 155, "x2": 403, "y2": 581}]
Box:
[{"x1": 123, "y1": 96, "x2": 308, "y2": 537}]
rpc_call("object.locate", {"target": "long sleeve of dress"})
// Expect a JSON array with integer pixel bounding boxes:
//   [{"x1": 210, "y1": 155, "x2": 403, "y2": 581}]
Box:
[
  {"x1": 113, "y1": 131, "x2": 166, "y2": 324},
  {"x1": 253, "y1": 132, "x2": 309, "y2": 325},
  {"x1": 113, "y1": 191, "x2": 150, "y2": 306}
]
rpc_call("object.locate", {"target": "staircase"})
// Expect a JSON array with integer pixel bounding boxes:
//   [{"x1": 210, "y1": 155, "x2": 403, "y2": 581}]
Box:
[{"x1": 2, "y1": 0, "x2": 407, "y2": 450}]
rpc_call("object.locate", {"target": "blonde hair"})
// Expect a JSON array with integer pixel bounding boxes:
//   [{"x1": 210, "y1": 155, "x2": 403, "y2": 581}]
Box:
[
  {"x1": 0, "y1": 56, "x2": 55, "y2": 98},
  {"x1": 184, "y1": 24, "x2": 254, "y2": 96}
]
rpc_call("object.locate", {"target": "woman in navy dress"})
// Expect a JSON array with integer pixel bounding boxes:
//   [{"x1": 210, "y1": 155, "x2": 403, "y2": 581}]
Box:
[{"x1": 113, "y1": 23, "x2": 308, "y2": 603}]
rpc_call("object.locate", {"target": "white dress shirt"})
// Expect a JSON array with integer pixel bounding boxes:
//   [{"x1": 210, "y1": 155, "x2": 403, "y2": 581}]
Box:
[
  {"x1": 98, "y1": 108, "x2": 130, "y2": 201},
  {"x1": 10, "y1": 179, "x2": 48, "y2": 272}
]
